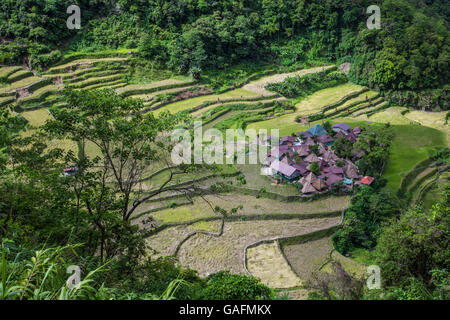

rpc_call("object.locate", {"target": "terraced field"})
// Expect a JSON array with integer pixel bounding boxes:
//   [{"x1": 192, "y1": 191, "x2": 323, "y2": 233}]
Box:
[
  {"x1": 247, "y1": 241, "x2": 302, "y2": 288},
  {"x1": 178, "y1": 216, "x2": 341, "y2": 277},
  {"x1": 247, "y1": 83, "x2": 367, "y2": 136},
  {"x1": 3, "y1": 55, "x2": 448, "y2": 299}
]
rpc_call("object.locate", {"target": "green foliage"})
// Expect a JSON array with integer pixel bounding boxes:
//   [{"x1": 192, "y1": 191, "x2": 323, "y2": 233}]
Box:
[
  {"x1": 354, "y1": 124, "x2": 394, "y2": 176},
  {"x1": 196, "y1": 271, "x2": 275, "y2": 300},
  {"x1": 266, "y1": 69, "x2": 346, "y2": 98},
  {"x1": 374, "y1": 185, "x2": 449, "y2": 291},
  {"x1": 309, "y1": 162, "x2": 320, "y2": 175},
  {"x1": 0, "y1": 240, "x2": 105, "y2": 300},
  {"x1": 428, "y1": 147, "x2": 450, "y2": 165},
  {"x1": 332, "y1": 136, "x2": 353, "y2": 159},
  {"x1": 332, "y1": 186, "x2": 400, "y2": 254}
]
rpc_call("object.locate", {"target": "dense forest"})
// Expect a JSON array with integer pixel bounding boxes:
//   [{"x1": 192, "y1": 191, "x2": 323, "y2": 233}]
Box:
[
  {"x1": 0, "y1": 0, "x2": 449, "y2": 301},
  {"x1": 0, "y1": 0, "x2": 448, "y2": 110}
]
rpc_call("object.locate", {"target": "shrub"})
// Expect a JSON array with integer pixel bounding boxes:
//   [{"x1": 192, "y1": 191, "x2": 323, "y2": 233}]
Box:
[{"x1": 196, "y1": 271, "x2": 275, "y2": 300}]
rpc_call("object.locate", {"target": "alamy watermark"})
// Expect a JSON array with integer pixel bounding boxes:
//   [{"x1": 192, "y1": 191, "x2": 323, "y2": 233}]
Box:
[
  {"x1": 67, "y1": 5, "x2": 81, "y2": 30},
  {"x1": 366, "y1": 265, "x2": 381, "y2": 290},
  {"x1": 171, "y1": 121, "x2": 279, "y2": 170},
  {"x1": 66, "y1": 265, "x2": 81, "y2": 289},
  {"x1": 366, "y1": 5, "x2": 381, "y2": 30}
]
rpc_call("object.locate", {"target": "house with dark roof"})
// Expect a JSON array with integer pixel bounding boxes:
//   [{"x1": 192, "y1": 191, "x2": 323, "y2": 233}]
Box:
[
  {"x1": 317, "y1": 134, "x2": 334, "y2": 146},
  {"x1": 319, "y1": 173, "x2": 343, "y2": 187},
  {"x1": 296, "y1": 131, "x2": 313, "y2": 139},
  {"x1": 335, "y1": 130, "x2": 357, "y2": 143},
  {"x1": 353, "y1": 126, "x2": 362, "y2": 135},
  {"x1": 268, "y1": 145, "x2": 290, "y2": 159},
  {"x1": 318, "y1": 159, "x2": 329, "y2": 170},
  {"x1": 323, "y1": 166, "x2": 344, "y2": 175},
  {"x1": 280, "y1": 136, "x2": 295, "y2": 146},
  {"x1": 293, "y1": 164, "x2": 309, "y2": 176},
  {"x1": 292, "y1": 144, "x2": 310, "y2": 157},
  {"x1": 332, "y1": 123, "x2": 351, "y2": 133}
]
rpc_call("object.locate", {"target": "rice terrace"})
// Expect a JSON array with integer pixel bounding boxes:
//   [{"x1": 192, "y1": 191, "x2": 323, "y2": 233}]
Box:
[{"x1": 0, "y1": 0, "x2": 449, "y2": 305}]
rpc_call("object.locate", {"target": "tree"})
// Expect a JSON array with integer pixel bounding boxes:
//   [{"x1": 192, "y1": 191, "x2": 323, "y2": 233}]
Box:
[
  {"x1": 354, "y1": 124, "x2": 394, "y2": 176},
  {"x1": 309, "y1": 161, "x2": 320, "y2": 175},
  {"x1": 332, "y1": 186, "x2": 400, "y2": 254},
  {"x1": 43, "y1": 89, "x2": 199, "y2": 261},
  {"x1": 375, "y1": 185, "x2": 449, "y2": 290},
  {"x1": 332, "y1": 136, "x2": 353, "y2": 159}
]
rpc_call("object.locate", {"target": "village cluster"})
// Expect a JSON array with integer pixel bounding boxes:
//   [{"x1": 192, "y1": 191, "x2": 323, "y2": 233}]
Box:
[{"x1": 261, "y1": 123, "x2": 375, "y2": 194}]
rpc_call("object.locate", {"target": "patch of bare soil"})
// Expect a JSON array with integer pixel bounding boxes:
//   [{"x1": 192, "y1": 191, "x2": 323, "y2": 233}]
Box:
[
  {"x1": 177, "y1": 216, "x2": 340, "y2": 277},
  {"x1": 16, "y1": 87, "x2": 31, "y2": 99},
  {"x1": 53, "y1": 76, "x2": 63, "y2": 86},
  {"x1": 175, "y1": 87, "x2": 212, "y2": 100},
  {"x1": 339, "y1": 63, "x2": 351, "y2": 75}
]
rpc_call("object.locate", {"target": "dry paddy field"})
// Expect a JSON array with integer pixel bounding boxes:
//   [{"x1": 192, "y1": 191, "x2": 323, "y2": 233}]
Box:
[
  {"x1": 247, "y1": 241, "x2": 302, "y2": 289},
  {"x1": 281, "y1": 236, "x2": 333, "y2": 282},
  {"x1": 177, "y1": 216, "x2": 340, "y2": 277},
  {"x1": 144, "y1": 220, "x2": 222, "y2": 258}
]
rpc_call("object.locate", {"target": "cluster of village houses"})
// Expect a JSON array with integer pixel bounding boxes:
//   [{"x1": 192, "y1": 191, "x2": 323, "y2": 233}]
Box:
[{"x1": 260, "y1": 123, "x2": 374, "y2": 195}]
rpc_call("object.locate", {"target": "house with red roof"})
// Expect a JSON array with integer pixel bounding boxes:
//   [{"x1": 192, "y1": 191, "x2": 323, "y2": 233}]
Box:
[{"x1": 360, "y1": 176, "x2": 375, "y2": 185}]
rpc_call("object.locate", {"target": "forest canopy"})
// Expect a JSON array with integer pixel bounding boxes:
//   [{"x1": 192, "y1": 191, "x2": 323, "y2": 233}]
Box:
[{"x1": 0, "y1": 0, "x2": 448, "y2": 110}]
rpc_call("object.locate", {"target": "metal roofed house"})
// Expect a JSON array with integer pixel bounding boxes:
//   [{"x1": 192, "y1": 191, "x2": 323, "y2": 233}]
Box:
[
  {"x1": 360, "y1": 176, "x2": 375, "y2": 185},
  {"x1": 306, "y1": 124, "x2": 328, "y2": 137},
  {"x1": 270, "y1": 159, "x2": 301, "y2": 181},
  {"x1": 332, "y1": 123, "x2": 352, "y2": 133}
]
